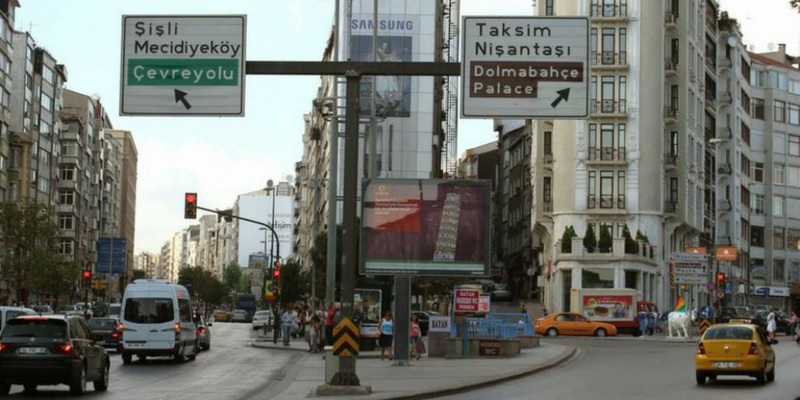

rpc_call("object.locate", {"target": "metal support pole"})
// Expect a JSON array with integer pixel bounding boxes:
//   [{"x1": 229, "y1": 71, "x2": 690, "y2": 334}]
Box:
[
  {"x1": 325, "y1": 0, "x2": 341, "y2": 308},
  {"x1": 393, "y1": 276, "x2": 411, "y2": 365},
  {"x1": 368, "y1": 0, "x2": 378, "y2": 179},
  {"x1": 330, "y1": 74, "x2": 361, "y2": 386}
]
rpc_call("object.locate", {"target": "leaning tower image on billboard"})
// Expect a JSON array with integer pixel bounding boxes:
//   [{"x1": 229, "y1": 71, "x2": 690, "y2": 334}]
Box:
[{"x1": 433, "y1": 192, "x2": 461, "y2": 261}]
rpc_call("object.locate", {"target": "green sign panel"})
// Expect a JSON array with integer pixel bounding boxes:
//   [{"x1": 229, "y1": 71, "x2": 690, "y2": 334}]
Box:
[{"x1": 127, "y1": 59, "x2": 239, "y2": 86}]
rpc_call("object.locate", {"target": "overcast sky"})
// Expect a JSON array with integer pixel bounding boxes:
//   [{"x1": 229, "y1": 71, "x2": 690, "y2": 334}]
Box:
[{"x1": 13, "y1": 0, "x2": 800, "y2": 253}]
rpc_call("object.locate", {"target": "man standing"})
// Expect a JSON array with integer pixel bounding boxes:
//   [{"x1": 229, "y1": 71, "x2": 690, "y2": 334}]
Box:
[{"x1": 767, "y1": 307, "x2": 777, "y2": 343}]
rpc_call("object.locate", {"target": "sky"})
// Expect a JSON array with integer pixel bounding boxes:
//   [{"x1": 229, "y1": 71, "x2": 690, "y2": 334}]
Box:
[{"x1": 13, "y1": 0, "x2": 800, "y2": 254}]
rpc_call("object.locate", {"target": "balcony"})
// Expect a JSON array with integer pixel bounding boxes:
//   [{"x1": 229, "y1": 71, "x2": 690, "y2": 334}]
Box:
[
  {"x1": 542, "y1": 202, "x2": 553, "y2": 214},
  {"x1": 589, "y1": 4, "x2": 628, "y2": 20},
  {"x1": 587, "y1": 147, "x2": 626, "y2": 163},
  {"x1": 664, "y1": 200, "x2": 678, "y2": 214},
  {"x1": 590, "y1": 100, "x2": 627, "y2": 117},
  {"x1": 705, "y1": 57, "x2": 717, "y2": 74},
  {"x1": 718, "y1": 91, "x2": 732, "y2": 106},
  {"x1": 717, "y1": 163, "x2": 732, "y2": 174},
  {"x1": 665, "y1": 12, "x2": 678, "y2": 28},
  {"x1": 588, "y1": 195, "x2": 597, "y2": 209},
  {"x1": 665, "y1": 59, "x2": 678, "y2": 76},
  {"x1": 718, "y1": 58, "x2": 732, "y2": 70},
  {"x1": 706, "y1": 14, "x2": 717, "y2": 34},
  {"x1": 705, "y1": 91, "x2": 716, "y2": 113},
  {"x1": 617, "y1": 195, "x2": 626, "y2": 209},
  {"x1": 717, "y1": 199, "x2": 732, "y2": 211},
  {"x1": 56, "y1": 204, "x2": 75, "y2": 214},
  {"x1": 664, "y1": 106, "x2": 678, "y2": 121},
  {"x1": 591, "y1": 51, "x2": 628, "y2": 70},
  {"x1": 57, "y1": 179, "x2": 78, "y2": 190},
  {"x1": 60, "y1": 154, "x2": 79, "y2": 166},
  {"x1": 587, "y1": 195, "x2": 623, "y2": 209},
  {"x1": 664, "y1": 153, "x2": 678, "y2": 168},
  {"x1": 599, "y1": 195, "x2": 614, "y2": 208},
  {"x1": 555, "y1": 237, "x2": 657, "y2": 266},
  {"x1": 543, "y1": 154, "x2": 553, "y2": 165}
]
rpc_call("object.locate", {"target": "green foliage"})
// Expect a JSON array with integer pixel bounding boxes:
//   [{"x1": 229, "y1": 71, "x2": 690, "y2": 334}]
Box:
[
  {"x1": 222, "y1": 262, "x2": 242, "y2": 290},
  {"x1": 561, "y1": 226, "x2": 577, "y2": 253},
  {"x1": 279, "y1": 258, "x2": 307, "y2": 306},
  {"x1": 583, "y1": 224, "x2": 597, "y2": 251},
  {"x1": 0, "y1": 200, "x2": 67, "y2": 302},
  {"x1": 177, "y1": 266, "x2": 229, "y2": 306},
  {"x1": 131, "y1": 270, "x2": 147, "y2": 280},
  {"x1": 309, "y1": 225, "x2": 347, "y2": 301},
  {"x1": 622, "y1": 224, "x2": 637, "y2": 254},
  {"x1": 635, "y1": 229, "x2": 650, "y2": 243},
  {"x1": 598, "y1": 225, "x2": 613, "y2": 253}
]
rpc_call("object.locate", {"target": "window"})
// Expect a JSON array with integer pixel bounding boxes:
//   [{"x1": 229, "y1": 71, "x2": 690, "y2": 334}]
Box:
[
  {"x1": 40, "y1": 120, "x2": 51, "y2": 135},
  {"x1": 545, "y1": 0, "x2": 554, "y2": 15},
  {"x1": 600, "y1": 124, "x2": 613, "y2": 159},
  {"x1": 790, "y1": 136, "x2": 800, "y2": 156},
  {"x1": 771, "y1": 71, "x2": 788, "y2": 90},
  {"x1": 544, "y1": 131, "x2": 552, "y2": 155},
  {"x1": 60, "y1": 167, "x2": 75, "y2": 181},
  {"x1": 588, "y1": 170, "x2": 596, "y2": 196},
  {"x1": 61, "y1": 144, "x2": 77, "y2": 157},
  {"x1": 619, "y1": 28, "x2": 627, "y2": 63},
  {"x1": 788, "y1": 229, "x2": 800, "y2": 250},
  {"x1": 751, "y1": 226, "x2": 764, "y2": 247},
  {"x1": 671, "y1": 39, "x2": 679, "y2": 64},
  {"x1": 59, "y1": 190, "x2": 74, "y2": 205},
  {"x1": 751, "y1": 194, "x2": 764, "y2": 214},
  {"x1": 670, "y1": 131, "x2": 678, "y2": 155},
  {"x1": 774, "y1": 196, "x2": 785, "y2": 217},
  {"x1": 59, "y1": 240, "x2": 73, "y2": 255},
  {"x1": 39, "y1": 149, "x2": 49, "y2": 166},
  {"x1": 543, "y1": 177, "x2": 552, "y2": 203},
  {"x1": 774, "y1": 259, "x2": 785, "y2": 282},
  {"x1": 774, "y1": 100, "x2": 786, "y2": 122},
  {"x1": 42, "y1": 67, "x2": 54, "y2": 84},
  {"x1": 600, "y1": 171, "x2": 613, "y2": 207},
  {"x1": 590, "y1": 28, "x2": 597, "y2": 64},
  {"x1": 789, "y1": 166, "x2": 800, "y2": 187},
  {"x1": 583, "y1": 268, "x2": 614, "y2": 288},
  {"x1": 123, "y1": 298, "x2": 174, "y2": 324},
  {"x1": 775, "y1": 164, "x2": 785, "y2": 185},
  {"x1": 618, "y1": 76, "x2": 626, "y2": 110},
  {"x1": 789, "y1": 198, "x2": 800, "y2": 219},
  {"x1": 670, "y1": 85, "x2": 679, "y2": 109},
  {"x1": 58, "y1": 215, "x2": 74, "y2": 230},
  {"x1": 617, "y1": 171, "x2": 626, "y2": 207},
  {"x1": 753, "y1": 162, "x2": 764, "y2": 182},
  {"x1": 751, "y1": 98, "x2": 765, "y2": 120},
  {"x1": 40, "y1": 92, "x2": 52, "y2": 111},
  {"x1": 601, "y1": 76, "x2": 615, "y2": 111},
  {"x1": 669, "y1": 177, "x2": 678, "y2": 202},
  {"x1": 179, "y1": 299, "x2": 193, "y2": 322},
  {"x1": 789, "y1": 103, "x2": 800, "y2": 126},
  {"x1": 791, "y1": 79, "x2": 800, "y2": 95},
  {"x1": 602, "y1": 0, "x2": 615, "y2": 16},
  {"x1": 602, "y1": 28, "x2": 615, "y2": 64},
  {"x1": 775, "y1": 228, "x2": 785, "y2": 250},
  {"x1": 38, "y1": 178, "x2": 50, "y2": 194}
]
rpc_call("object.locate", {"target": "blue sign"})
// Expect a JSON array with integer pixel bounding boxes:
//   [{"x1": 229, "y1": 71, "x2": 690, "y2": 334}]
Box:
[
  {"x1": 725, "y1": 281, "x2": 733, "y2": 294},
  {"x1": 96, "y1": 237, "x2": 126, "y2": 274},
  {"x1": 754, "y1": 286, "x2": 770, "y2": 297},
  {"x1": 248, "y1": 254, "x2": 269, "y2": 268}
]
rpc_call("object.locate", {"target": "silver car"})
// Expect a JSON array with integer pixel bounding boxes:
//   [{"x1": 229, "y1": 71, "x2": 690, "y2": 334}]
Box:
[
  {"x1": 252, "y1": 310, "x2": 272, "y2": 331},
  {"x1": 231, "y1": 309, "x2": 248, "y2": 323},
  {"x1": 196, "y1": 318, "x2": 212, "y2": 350}
]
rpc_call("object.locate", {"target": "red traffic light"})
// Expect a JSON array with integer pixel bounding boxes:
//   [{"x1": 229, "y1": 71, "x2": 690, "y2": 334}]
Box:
[
  {"x1": 273, "y1": 269, "x2": 281, "y2": 278},
  {"x1": 82, "y1": 269, "x2": 92, "y2": 280},
  {"x1": 716, "y1": 273, "x2": 725, "y2": 282},
  {"x1": 184, "y1": 192, "x2": 198, "y2": 219}
]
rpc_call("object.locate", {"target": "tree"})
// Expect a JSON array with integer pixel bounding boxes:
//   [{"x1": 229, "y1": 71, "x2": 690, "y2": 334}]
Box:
[
  {"x1": 309, "y1": 226, "x2": 345, "y2": 301},
  {"x1": 583, "y1": 224, "x2": 597, "y2": 252},
  {"x1": 598, "y1": 225, "x2": 613, "y2": 253},
  {"x1": 178, "y1": 266, "x2": 229, "y2": 307},
  {"x1": 622, "y1": 224, "x2": 637, "y2": 254},
  {"x1": 0, "y1": 199, "x2": 65, "y2": 304},
  {"x1": 279, "y1": 258, "x2": 308, "y2": 306},
  {"x1": 131, "y1": 270, "x2": 147, "y2": 280},
  {"x1": 222, "y1": 262, "x2": 242, "y2": 290},
  {"x1": 561, "y1": 226, "x2": 577, "y2": 253}
]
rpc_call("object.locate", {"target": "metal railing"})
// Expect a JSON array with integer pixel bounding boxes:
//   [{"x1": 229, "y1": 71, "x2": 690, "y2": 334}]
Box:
[
  {"x1": 664, "y1": 200, "x2": 678, "y2": 213},
  {"x1": 590, "y1": 100, "x2": 628, "y2": 114},
  {"x1": 587, "y1": 147, "x2": 626, "y2": 161},
  {"x1": 590, "y1": 4, "x2": 628, "y2": 18},
  {"x1": 591, "y1": 51, "x2": 628, "y2": 66}
]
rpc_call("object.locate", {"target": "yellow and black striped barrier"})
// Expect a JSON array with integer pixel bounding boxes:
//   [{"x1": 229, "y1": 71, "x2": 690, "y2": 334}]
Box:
[
  {"x1": 698, "y1": 319, "x2": 711, "y2": 335},
  {"x1": 333, "y1": 317, "x2": 359, "y2": 357}
]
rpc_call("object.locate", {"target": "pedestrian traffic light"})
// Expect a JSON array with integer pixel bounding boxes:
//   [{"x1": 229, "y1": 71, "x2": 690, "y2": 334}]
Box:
[{"x1": 184, "y1": 192, "x2": 197, "y2": 219}]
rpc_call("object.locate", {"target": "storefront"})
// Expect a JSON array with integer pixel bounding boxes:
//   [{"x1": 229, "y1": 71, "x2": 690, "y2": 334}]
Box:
[{"x1": 752, "y1": 285, "x2": 790, "y2": 310}]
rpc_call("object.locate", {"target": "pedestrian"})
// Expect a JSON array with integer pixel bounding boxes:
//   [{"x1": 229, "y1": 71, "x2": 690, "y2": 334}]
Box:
[
  {"x1": 790, "y1": 310, "x2": 799, "y2": 342},
  {"x1": 302, "y1": 305, "x2": 314, "y2": 352},
  {"x1": 409, "y1": 314, "x2": 421, "y2": 361},
  {"x1": 379, "y1": 310, "x2": 394, "y2": 361},
  {"x1": 281, "y1": 307, "x2": 296, "y2": 347},
  {"x1": 310, "y1": 315, "x2": 321, "y2": 353},
  {"x1": 325, "y1": 302, "x2": 337, "y2": 346},
  {"x1": 766, "y1": 307, "x2": 777, "y2": 343}
]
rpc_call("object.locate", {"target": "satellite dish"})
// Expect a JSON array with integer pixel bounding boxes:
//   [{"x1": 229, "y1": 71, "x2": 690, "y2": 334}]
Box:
[
  {"x1": 285, "y1": 175, "x2": 294, "y2": 183},
  {"x1": 767, "y1": 42, "x2": 776, "y2": 51},
  {"x1": 747, "y1": 44, "x2": 756, "y2": 51},
  {"x1": 727, "y1": 36, "x2": 737, "y2": 47},
  {"x1": 90, "y1": 94, "x2": 100, "y2": 102}
]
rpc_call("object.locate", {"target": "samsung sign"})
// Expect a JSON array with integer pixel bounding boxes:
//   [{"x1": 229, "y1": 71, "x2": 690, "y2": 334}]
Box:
[{"x1": 753, "y1": 286, "x2": 790, "y2": 297}]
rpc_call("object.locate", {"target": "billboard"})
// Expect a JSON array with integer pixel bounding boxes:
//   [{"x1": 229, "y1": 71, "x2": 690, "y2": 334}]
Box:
[
  {"x1": 351, "y1": 35, "x2": 413, "y2": 118},
  {"x1": 96, "y1": 237, "x2": 126, "y2": 275},
  {"x1": 360, "y1": 179, "x2": 491, "y2": 276}
]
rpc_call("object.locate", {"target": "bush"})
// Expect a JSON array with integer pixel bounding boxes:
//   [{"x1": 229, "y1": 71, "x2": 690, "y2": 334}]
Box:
[
  {"x1": 635, "y1": 229, "x2": 650, "y2": 243},
  {"x1": 583, "y1": 225, "x2": 597, "y2": 252},
  {"x1": 623, "y1": 224, "x2": 638, "y2": 254},
  {"x1": 561, "y1": 226, "x2": 577, "y2": 253},
  {"x1": 598, "y1": 225, "x2": 613, "y2": 253}
]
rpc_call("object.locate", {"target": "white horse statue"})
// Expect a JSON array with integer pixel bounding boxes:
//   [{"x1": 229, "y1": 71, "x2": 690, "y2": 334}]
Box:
[{"x1": 667, "y1": 308, "x2": 697, "y2": 338}]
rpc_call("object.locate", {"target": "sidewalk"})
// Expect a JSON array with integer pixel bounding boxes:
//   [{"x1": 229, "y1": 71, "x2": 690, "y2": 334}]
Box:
[{"x1": 252, "y1": 337, "x2": 575, "y2": 400}]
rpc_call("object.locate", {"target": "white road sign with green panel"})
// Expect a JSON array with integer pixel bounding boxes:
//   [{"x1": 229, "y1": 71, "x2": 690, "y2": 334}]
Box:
[{"x1": 120, "y1": 15, "x2": 246, "y2": 116}]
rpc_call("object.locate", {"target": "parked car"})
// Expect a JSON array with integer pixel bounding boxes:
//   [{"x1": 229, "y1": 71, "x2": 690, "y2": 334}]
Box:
[
  {"x1": 0, "y1": 307, "x2": 36, "y2": 333},
  {"x1": 30, "y1": 305, "x2": 54, "y2": 314},
  {"x1": 695, "y1": 323, "x2": 775, "y2": 385},
  {"x1": 57, "y1": 305, "x2": 80, "y2": 316},
  {"x1": 231, "y1": 309, "x2": 248, "y2": 323},
  {"x1": 213, "y1": 309, "x2": 231, "y2": 322},
  {"x1": 534, "y1": 312, "x2": 618, "y2": 337},
  {"x1": 196, "y1": 318, "x2": 212, "y2": 351},
  {"x1": 252, "y1": 310, "x2": 273, "y2": 331},
  {"x1": 87, "y1": 317, "x2": 122, "y2": 351},
  {"x1": 746, "y1": 311, "x2": 793, "y2": 335},
  {"x1": 410, "y1": 311, "x2": 442, "y2": 336},
  {"x1": 0, "y1": 314, "x2": 110, "y2": 395},
  {"x1": 490, "y1": 283, "x2": 513, "y2": 301}
]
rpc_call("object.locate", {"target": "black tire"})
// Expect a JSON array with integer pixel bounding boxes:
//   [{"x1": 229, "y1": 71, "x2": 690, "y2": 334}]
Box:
[
  {"x1": 174, "y1": 345, "x2": 185, "y2": 363},
  {"x1": 122, "y1": 353, "x2": 132, "y2": 364},
  {"x1": 23, "y1": 384, "x2": 36, "y2": 393},
  {"x1": 94, "y1": 359, "x2": 109, "y2": 391},
  {"x1": 767, "y1": 367, "x2": 775, "y2": 382},
  {"x1": 187, "y1": 343, "x2": 198, "y2": 361},
  {"x1": 594, "y1": 328, "x2": 608, "y2": 337},
  {"x1": 0, "y1": 383, "x2": 10, "y2": 396},
  {"x1": 756, "y1": 368, "x2": 767, "y2": 385},
  {"x1": 695, "y1": 372, "x2": 706, "y2": 385},
  {"x1": 70, "y1": 365, "x2": 87, "y2": 395},
  {"x1": 202, "y1": 343, "x2": 210, "y2": 351},
  {"x1": 546, "y1": 328, "x2": 559, "y2": 337}
]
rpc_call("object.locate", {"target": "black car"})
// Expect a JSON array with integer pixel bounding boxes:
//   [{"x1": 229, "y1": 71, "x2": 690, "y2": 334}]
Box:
[
  {"x1": 0, "y1": 315, "x2": 110, "y2": 395},
  {"x1": 87, "y1": 317, "x2": 121, "y2": 351},
  {"x1": 748, "y1": 311, "x2": 792, "y2": 335}
]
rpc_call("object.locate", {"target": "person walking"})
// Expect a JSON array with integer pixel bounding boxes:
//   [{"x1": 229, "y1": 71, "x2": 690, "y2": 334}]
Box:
[
  {"x1": 281, "y1": 307, "x2": 296, "y2": 347},
  {"x1": 379, "y1": 311, "x2": 394, "y2": 361},
  {"x1": 409, "y1": 314, "x2": 422, "y2": 361},
  {"x1": 325, "y1": 302, "x2": 337, "y2": 346},
  {"x1": 766, "y1": 307, "x2": 777, "y2": 343},
  {"x1": 790, "y1": 310, "x2": 798, "y2": 342}
]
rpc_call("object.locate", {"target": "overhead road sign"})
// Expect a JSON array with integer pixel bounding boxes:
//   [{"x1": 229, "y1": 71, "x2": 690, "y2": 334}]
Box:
[
  {"x1": 674, "y1": 275, "x2": 708, "y2": 285},
  {"x1": 460, "y1": 16, "x2": 589, "y2": 118},
  {"x1": 715, "y1": 246, "x2": 738, "y2": 261},
  {"x1": 671, "y1": 252, "x2": 710, "y2": 263},
  {"x1": 120, "y1": 15, "x2": 246, "y2": 116}
]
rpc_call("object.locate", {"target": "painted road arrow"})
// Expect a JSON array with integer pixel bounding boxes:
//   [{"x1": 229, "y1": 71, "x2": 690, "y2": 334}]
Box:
[
  {"x1": 550, "y1": 88, "x2": 570, "y2": 108},
  {"x1": 174, "y1": 89, "x2": 192, "y2": 110},
  {"x1": 333, "y1": 317, "x2": 359, "y2": 357}
]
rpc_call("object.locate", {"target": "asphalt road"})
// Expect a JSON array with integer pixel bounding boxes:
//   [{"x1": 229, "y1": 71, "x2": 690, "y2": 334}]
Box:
[
  {"x1": 4, "y1": 322, "x2": 298, "y2": 400},
  {"x1": 435, "y1": 337, "x2": 800, "y2": 400}
]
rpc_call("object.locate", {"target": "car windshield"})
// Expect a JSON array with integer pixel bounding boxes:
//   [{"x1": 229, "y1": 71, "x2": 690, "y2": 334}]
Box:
[
  {"x1": 60, "y1": 306, "x2": 76, "y2": 311},
  {"x1": 1, "y1": 318, "x2": 67, "y2": 338},
  {"x1": 124, "y1": 298, "x2": 174, "y2": 324},
  {"x1": 88, "y1": 318, "x2": 118, "y2": 330},
  {"x1": 255, "y1": 311, "x2": 270, "y2": 317},
  {"x1": 109, "y1": 305, "x2": 121, "y2": 315},
  {"x1": 704, "y1": 326, "x2": 753, "y2": 340}
]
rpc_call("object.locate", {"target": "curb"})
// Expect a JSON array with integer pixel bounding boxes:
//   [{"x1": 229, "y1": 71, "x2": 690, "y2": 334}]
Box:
[
  {"x1": 379, "y1": 345, "x2": 578, "y2": 400},
  {"x1": 251, "y1": 341, "x2": 386, "y2": 359}
]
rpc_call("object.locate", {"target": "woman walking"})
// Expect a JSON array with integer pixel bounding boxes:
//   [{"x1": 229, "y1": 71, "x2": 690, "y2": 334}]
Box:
[
  {"x1": 281, "y1": 307, "x2": 296, "y2": 347},
  {"x1": 766, "y1": 307, "x2": 777, "y2": 343},
  {"x1": 790, "y1": 310, "x2": 798, "y2": 342},
  {"x1": 379, "y1": 311, "x2": 394, "y2": 361},
  {"x1": 409, "y1": 314, "x2": 422, "y2": 360}
]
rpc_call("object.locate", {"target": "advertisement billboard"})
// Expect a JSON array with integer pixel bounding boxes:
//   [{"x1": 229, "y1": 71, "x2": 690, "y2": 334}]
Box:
[
  {"x1": 580, "y1": 295, "x2": 634, "y2": 322},
  {"x1": 361, "y1": 179, "x2": 491, "y2": 276}
]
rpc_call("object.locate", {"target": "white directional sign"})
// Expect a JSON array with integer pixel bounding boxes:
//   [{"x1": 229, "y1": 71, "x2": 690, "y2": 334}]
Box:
[
  {"x1": 460, "y1": 16, "x2": 589, "y2": 118},
  {"x1": 674, "y1": 264, "x2": 707, "y2": 275},
  {"x1": 672, "y1": 252, "x2": 710, "y2": 263},
  {"x1": 120, "y1": 15, "x2": 246, "y2": 116},
  {"x1": 675, "y1": 275, "x2": 708, "y2": 285}
]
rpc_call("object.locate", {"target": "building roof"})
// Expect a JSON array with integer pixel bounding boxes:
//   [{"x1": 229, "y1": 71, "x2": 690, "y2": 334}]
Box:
[{"x1": 748, "y1": 52, "x2": 799, "y2": 71}]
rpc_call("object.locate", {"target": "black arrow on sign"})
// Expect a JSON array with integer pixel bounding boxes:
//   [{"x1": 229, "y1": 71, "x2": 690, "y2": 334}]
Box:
[
  {"x1": 174, "y1": 89, "x2": 192, "y2": 110},
  {"x1": 550, "y1": 88, "x2": 571, "y2": 108}
]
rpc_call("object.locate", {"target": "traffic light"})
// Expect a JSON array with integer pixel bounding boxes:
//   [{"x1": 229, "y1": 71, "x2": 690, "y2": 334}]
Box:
[
  {"x1": 272, "y1": 268, "x2": 281, "y2": 279},
  {"x1": 82, "y1": 269, "x2": 92, "y2": 286},
  {"x1": 184, "y1": 192, "x2": 197, "y2": 219},
  {"x1": 716, "y1": 272, "x2": 725, "y2": 288}
]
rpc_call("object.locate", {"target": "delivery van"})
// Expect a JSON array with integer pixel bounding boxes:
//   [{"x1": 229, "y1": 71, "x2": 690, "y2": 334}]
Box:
[{"x1": 119, "y1": 279, "x2": 198, "y2": 364}]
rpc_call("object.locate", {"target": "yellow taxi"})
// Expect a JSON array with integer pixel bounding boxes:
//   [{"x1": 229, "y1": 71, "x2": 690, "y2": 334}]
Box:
[
  {"x1": 534, "y1": 312, "x2": 618, "y2": 337},
  {"x1": 212, "y1": 309, "x2": 231, "y2": 322},
  {"x1": 695, "y1": 323, "x2": 775, "y2": 385}
]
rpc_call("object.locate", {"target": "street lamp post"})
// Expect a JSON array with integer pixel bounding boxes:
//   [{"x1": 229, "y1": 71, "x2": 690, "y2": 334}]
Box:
[{"x1": 266, "y1": 179, "x2": 279, "y2": 344}]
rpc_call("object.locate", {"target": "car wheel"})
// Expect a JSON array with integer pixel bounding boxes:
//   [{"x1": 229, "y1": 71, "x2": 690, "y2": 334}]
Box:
[
  {"x1": 695, "y1": 372, "x2": 706, "y2": 385},
  {"x1": 188, "y1": 342, "x2": 198, "y2": 361},
  {"x1": 174, "y1": 344, "x2": 186, "y2": 363},
  {"x1": 94, "y1": 359, "x2": 109, "y2": 391},
  {"x1": 767, "y1": 367, "x2": 775, "y2": 382},
  {"x1": 202, "y1": 343, "x2": 210, "y2": 351},
  {"x1": 756, "y1": 368, "x2": 767, "y2": 385},
  {"x1": 594, "y1": 328, "x2": 608, "y2": 337},
  {"x1": 546, "y1": 328, "x2": 559, "y2": 337},
  {"x1": 23, "y1": 384, "x2": 36, "y2": 393},
  {"x1": 0, "y1": 383, "x2": 10, "y2": 396},
  {"x1": 122, "y1": 353, "x2": 132, "y2": 364},
  {"x1": 70, "y1": 364, "x2": 87, "y2": 395}
]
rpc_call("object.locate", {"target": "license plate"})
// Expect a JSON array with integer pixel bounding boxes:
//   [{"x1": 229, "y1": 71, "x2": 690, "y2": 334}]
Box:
[
  {"x1": 19, "y1": 347, "x2": 46, "y2": 355},
  {"x1": 126, "y1": 342, "x2": 144, "y2": 348},
  {"x1": 714, "y1": 362, "x2": 739, "y2": 369}
]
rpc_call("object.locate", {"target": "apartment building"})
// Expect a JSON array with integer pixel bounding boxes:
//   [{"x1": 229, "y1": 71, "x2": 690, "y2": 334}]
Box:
[
  {"x1": 233, "y1": 182, "x2": 295, "y2": 269},
  {"x1": 134, "y1": 251, "x2": 158, "y2": 278},
  {"x1": 0, "y1": 1, "x2": 16, "y2": 203},
  {"x1": 106, "y1": 129, "x2": 138, "y2": 278}
]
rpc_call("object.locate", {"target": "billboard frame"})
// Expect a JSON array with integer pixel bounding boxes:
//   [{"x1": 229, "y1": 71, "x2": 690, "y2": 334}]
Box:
[{"x1": 359, "y1": 178, "x2": 491, "y2": 277}]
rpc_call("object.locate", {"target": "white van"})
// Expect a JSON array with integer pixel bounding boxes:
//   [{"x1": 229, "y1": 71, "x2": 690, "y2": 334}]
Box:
[
  {"x1": 119, "y1": 279, "x2": 198, "y2": 364},
  {"x1": 0, "y1": 306, "x2": 36, "y2": 332}
]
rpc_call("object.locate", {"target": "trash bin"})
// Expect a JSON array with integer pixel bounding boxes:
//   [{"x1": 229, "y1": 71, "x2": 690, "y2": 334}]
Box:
[{"x1": 324, "y1": 346, "x2": 338, "y2": 384}]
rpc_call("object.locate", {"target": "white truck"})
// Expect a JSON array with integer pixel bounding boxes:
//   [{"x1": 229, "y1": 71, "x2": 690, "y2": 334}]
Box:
[{"x1": 570, "y1": 288, "x2": 659, "y2": 336}]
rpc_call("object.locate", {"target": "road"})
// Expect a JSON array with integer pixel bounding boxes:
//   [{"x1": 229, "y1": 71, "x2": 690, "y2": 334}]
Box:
[
  {"x1": 436, "y1": 337, "x2": 800, "y2": 400},
  {"x1": 4, "y1": 322, "x2": 300, "y2": 400}
]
